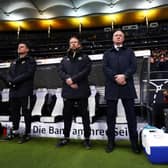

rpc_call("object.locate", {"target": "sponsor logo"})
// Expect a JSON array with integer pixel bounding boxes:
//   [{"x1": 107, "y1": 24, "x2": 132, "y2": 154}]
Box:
[{"x1": 1, "y1": 122, "x2": 145, "y2": 140}]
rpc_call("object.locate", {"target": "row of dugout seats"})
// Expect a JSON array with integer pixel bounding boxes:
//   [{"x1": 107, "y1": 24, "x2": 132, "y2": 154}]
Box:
[{"x1": 0, "y1": 86, "x2": 97, "y2": 123}]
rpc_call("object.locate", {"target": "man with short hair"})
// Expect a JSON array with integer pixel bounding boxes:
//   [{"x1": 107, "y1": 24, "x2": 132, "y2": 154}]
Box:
[
  {"x1": 57, "y1": 36, "x2": 92, "y2": 149},
  {"x1": 103, "y1": 30, "x2": 140, "y2": 153},
  {"x1": 7, "y1": 42, "x2": 36, "y2": 143}
]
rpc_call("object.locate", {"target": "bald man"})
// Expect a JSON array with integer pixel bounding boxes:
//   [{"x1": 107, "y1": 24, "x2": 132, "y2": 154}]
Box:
[{"x1": 103, "y1": 30, "x2": 140, "y2": 153}]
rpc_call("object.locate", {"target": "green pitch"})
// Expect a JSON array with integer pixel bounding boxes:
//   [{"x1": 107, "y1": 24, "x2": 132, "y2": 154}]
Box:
[{"x1": 0, "y1": 138, "x2": 167, "y2": 168}]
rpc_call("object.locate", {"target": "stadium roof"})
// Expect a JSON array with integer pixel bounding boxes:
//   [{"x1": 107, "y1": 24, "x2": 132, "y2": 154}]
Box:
[
  {"x1": 0, "y1": 0, "x2": 167, "y2": 20},
  {"x1": 0, "y1": 0, "x2": 167, "y2": 30}
]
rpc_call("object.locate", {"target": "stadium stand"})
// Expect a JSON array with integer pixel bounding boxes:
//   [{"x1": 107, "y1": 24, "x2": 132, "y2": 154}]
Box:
[{"x1": 0, "y1": 21, "x2": 168, "y2": 61}]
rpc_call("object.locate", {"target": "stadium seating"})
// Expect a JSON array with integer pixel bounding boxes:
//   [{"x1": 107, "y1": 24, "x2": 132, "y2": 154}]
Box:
[{"x1": 0, "y1": 21, "x2": 168, "y2": 61}]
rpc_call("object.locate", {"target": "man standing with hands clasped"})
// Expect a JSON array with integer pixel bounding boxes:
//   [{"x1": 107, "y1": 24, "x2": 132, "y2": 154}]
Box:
[
  {"x1": 7, "y1": 41, "x2": 36, "y2": 144},
  {"x1": 103, "y1": 30, "x2": 141, "y2": 153},
  {"x1": 57, "y1": 36, "x2": 92, "y2": 149}
]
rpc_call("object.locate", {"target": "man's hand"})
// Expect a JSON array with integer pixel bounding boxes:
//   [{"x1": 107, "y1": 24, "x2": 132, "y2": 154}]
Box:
[
  {"x1": 115, "y1": 74, "x2": 127, "y2": 85},
  {"x1": 70, "y1": 84, "x2": 78, "y2": 89},
  {"x1": 66, "y1": 77, "x2": 78, "y2": 89},
  {"x1": 66, "y1": 78, "x2": 73, "y2": 86}
]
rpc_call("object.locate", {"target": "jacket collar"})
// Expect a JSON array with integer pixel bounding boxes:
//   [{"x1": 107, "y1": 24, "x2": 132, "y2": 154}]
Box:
[
  {"x1": 67, "y1": 49, "x2": 82, "y2": 59},
  {"x1": 110, "y1": 45, "x2": 126, "y2": 52},
  {"x1": 16, "y1": 55, "x2": 29, "y2": 62}
]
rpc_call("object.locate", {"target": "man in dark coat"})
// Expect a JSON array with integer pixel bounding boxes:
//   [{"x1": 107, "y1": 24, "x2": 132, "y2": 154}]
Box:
[
  {"x1": 103, "y1": 30, "x2": 140, "y2": 153},
  {"x1": 7, "y1": 42, "x2": 36, "y2": 143},
  {"x1": 152, "y1": 85, "x2": 168, "y2": 129},
  {"x1": 57, "y1": 36, "x2": 92, "y2": 149}
]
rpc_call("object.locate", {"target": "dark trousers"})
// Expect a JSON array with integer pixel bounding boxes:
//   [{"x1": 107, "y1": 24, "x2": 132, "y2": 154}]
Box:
[
  {"x1": 63, "y1": 98, "x2": 91, "y2": 139},
  {"x1": 106, "y1": 99, "x2": 138, "y2": 145},
  {"x1": 10, "y1": 96, "x2": 32, "y2": 135}
]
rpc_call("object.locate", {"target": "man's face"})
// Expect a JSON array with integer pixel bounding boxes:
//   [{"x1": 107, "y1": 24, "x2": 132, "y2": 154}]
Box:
[
  {"x1": 17, "y1": 43, "x2": 29, "y2": 55},
  {"x1": 113, "y1": 31, "x2": 125, "y2": 45},
  {"x1": 69, "y1": 37, "x2": 80, "y2": 50}
]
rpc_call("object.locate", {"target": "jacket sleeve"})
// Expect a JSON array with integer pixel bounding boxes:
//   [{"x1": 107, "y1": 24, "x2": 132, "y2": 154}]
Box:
[
  {"x1": 57, "y1": 59, "x2": 70, "y2": 81},
  {"x1": 124, "y1": 49, "x2": 137, "y2": 79},
  {"x1": 71, "y1": 56, "x2": 91, "y2": 83},
  {"x1": 6, "y1": 62, "x2": 15, "y2": 83},
  {"x1": 0, "y1": 72, "x2": 9, "y2": 85},
  {"x1": 103, "y1": 52, "x2": 117, "y2": 81},
  {"x1": 11, "y1": 58, "x2": 36, "y2": 84}
]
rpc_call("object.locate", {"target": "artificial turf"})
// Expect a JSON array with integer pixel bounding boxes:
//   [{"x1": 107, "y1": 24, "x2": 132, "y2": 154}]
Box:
[{"x1": 0, "y1": 138, "x2": 167, "y2": 168}]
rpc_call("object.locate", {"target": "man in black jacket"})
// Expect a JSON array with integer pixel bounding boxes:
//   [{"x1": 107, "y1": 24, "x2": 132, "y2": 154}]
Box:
[
  {"x1": 7, "y1": 42, "x2": 36, "y2": 143},
  {"x1": 103, "y1": 30, "x2": 140, "y2": 153},
  {"x1": 57, "y1": 36, "x2": 92, "y2": 149},
  {"x1": 152, "y1": 87, "x2": 168, "y2": 129}
]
